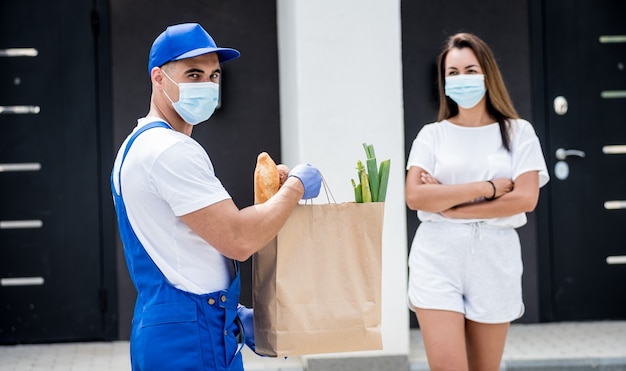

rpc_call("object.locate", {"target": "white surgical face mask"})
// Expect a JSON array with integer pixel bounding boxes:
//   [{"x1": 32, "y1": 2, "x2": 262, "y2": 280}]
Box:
[
  {"x1": 162, "y1": 70, "x2": 219, "y2": 125},
  {"x1": 444, "y1": 74, "x2": 486, "y2": 109}
]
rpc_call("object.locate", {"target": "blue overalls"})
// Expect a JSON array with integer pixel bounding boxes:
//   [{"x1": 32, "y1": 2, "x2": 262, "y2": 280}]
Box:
[{"x1": 111, "y1": 121, "x2": 245, "y2": 370}]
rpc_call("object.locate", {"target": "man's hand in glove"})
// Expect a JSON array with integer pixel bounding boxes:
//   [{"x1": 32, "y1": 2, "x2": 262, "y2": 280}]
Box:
[
  {"x1": 288, "y1": 164, "x2": 322, "y2": 199},
  {"x1": 237, "y1": 305, "x2": 256, "y2": 352}
]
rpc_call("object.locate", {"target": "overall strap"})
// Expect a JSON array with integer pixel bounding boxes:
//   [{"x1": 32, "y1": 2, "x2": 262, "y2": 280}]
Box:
[
  {"x1": 116, "y1": 121, "x2": 171, "y2": 196},
  {"x1": 121, "y1": 121, "x2": 171, "y2": 166}
]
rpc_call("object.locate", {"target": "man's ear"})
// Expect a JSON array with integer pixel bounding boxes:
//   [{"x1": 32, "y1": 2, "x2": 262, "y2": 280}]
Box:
[{"x1": 151, "y1": 67, "x2": 164, "y2": 87}]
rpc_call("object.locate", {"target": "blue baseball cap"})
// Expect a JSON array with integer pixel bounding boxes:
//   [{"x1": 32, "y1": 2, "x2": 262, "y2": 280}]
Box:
[{"x1": 148, "y1": 23, "x2": 240, "y2": 75}]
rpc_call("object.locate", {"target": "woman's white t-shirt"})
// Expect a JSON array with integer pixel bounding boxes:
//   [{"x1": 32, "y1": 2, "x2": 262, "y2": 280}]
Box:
[
  {"x1": 406, "y1": 119, "x2": 549, "y2": 228},
  {"x1": 112, "y1": 117, "x2": 233, "y2": 294}
]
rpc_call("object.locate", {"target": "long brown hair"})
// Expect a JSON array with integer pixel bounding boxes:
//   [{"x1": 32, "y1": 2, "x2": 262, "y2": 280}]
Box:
[{"x1": 436, "y1": 33, "x2": 518, "y2": 151}]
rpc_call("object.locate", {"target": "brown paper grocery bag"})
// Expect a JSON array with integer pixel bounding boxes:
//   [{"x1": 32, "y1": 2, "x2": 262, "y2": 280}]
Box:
[{"x1": 252, "y1": 202, "x2": 384, "y2": 357}]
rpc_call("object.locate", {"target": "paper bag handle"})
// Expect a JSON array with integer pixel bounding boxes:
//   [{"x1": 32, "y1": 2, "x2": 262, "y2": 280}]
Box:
[{"x1": 304, "y1": 173, "x2": 336, "y2": 204}]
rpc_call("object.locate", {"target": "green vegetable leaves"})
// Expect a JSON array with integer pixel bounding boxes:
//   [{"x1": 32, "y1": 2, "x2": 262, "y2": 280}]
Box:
[{"x1": 351, "y1": 143, "x2": 390, "y2": 203}]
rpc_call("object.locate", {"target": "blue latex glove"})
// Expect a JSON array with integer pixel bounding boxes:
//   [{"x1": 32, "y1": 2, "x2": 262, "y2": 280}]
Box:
[
  {"x1": 288, "y1": 164, "x2": 322, "y2": 199},
  {"x1": 237, "y1": 305, "x2": 256, "y2": 352}
]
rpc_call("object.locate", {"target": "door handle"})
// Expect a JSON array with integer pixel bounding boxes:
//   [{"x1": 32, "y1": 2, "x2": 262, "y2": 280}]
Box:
[{"x1": 555, "y1": 148, "x2": 586, "y2": 160}]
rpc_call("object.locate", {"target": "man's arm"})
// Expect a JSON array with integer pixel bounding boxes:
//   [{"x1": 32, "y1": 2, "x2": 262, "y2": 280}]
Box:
[{"x1": 181, "y1": 177, "x2": 304, "y2": 261}]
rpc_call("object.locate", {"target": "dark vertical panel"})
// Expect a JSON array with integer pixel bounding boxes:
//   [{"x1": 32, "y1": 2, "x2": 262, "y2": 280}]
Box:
[
  {"x1": 0, "y1": 0, "x2": 115, "y2": 343},
  {"x1": 109, "y1": 0, "x2": 280, "y2": 338},
  {"x1": 401, "y1": 0, "x2": 538, "y2": 325},
  {"x1": 541, "y1": 0, "x2": 626, "y2": 321},
  {"x1": 93, "y1": 0, "x2": 117, "y2": 341},
  {"x1": 529, "y1": 0, "x2": 554, "y2": 323}
]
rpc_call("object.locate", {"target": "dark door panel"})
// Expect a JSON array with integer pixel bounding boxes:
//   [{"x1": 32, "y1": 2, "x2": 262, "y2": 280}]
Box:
[
  {"x1": 0, "y1": 0, "x2": 115, "y2": 343},
  {"x1": 542, "y1": 0, "x2": 626, "y2": 320}
]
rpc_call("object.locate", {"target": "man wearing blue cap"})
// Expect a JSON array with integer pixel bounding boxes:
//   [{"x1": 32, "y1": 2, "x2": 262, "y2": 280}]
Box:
[{"x1": 111, "y1": 23, "x2": 322, "y2": 370}]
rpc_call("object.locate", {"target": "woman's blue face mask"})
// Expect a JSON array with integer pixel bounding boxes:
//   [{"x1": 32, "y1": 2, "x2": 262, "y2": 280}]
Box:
[{"x1": 444, "y1": 74, "x2": 486, "y2": 109}]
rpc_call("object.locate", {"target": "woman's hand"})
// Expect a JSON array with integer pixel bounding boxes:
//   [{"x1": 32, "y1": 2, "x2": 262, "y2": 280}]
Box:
[
  {"x1": 491, "y1": 178, "x2": 514, "y2": 199},
  {"x1": 420, "y1": 172, "x2": 440, "y2": 185}
]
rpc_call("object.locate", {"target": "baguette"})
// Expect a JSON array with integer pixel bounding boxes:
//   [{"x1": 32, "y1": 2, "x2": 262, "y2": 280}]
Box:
[{"x1": 254, "y1": 152, "x2": 280, "y2": 204}]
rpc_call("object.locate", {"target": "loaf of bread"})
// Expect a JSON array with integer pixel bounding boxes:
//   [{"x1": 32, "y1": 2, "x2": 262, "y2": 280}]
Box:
[{"x1": 254, "y1": 152, "x2": 280, "y2": 204}]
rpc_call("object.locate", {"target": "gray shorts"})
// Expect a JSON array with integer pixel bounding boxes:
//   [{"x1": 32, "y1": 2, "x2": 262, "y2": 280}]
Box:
[{"x1": 407, "y1": 221, "x2": 524, "y2": 323}]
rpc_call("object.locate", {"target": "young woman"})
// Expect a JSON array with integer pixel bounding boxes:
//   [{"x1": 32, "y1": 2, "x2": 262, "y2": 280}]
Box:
[{"x1": 405, "y1": 33, "x2": 549, "y2": 371}]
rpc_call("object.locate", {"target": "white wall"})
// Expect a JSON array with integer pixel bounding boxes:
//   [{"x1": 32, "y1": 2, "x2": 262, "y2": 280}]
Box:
[{"x1": 277, "y1": 0, "x2": 409, "y2": 359}]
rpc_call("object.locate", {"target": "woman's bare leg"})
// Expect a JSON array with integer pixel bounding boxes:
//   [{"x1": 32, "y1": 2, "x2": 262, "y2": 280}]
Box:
[
  {"x1": 415, "y1": 308, "x2": 468, "y2": 371},
  {"x1": 465, "y1": 320, "x2": 509, "y2": 371}
]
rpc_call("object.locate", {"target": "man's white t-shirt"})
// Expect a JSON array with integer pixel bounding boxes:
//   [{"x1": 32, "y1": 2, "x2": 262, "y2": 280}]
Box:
[
  {"x1": 406, "y1": 119, "x2": 550, "y2": 228},
  {"x1": 112, "y1": 117, "x2": 233, "y2": 294}
]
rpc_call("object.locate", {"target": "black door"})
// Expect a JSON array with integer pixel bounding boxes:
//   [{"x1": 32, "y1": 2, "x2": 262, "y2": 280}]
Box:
[
  {"x1": 0, "y1": 1, "x2": 116, "y2": 343},
  {"x1": 540, "y1": 0, "x2": 626, "y2": 320}
]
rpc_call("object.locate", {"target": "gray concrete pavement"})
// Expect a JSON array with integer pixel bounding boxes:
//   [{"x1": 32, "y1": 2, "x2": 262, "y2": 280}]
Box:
[{"x1": 1, "y1": 321, "x2": 625, "y2": 370}]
